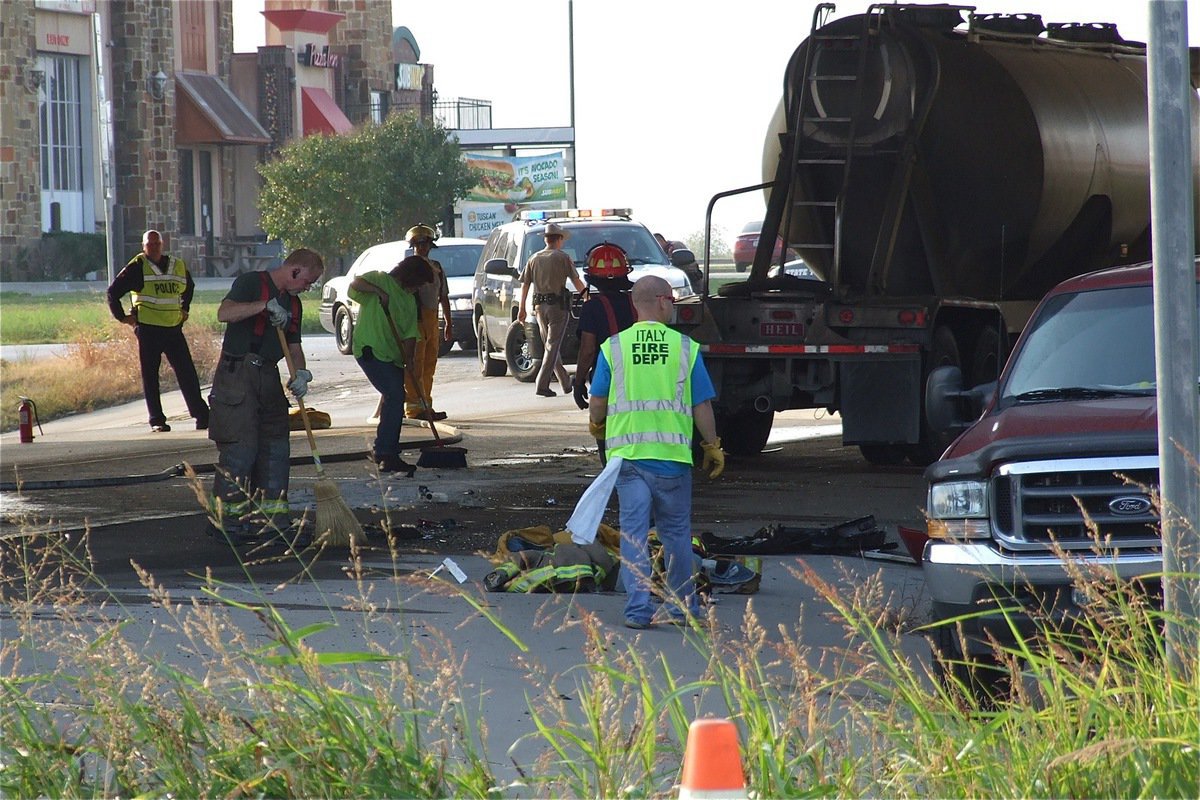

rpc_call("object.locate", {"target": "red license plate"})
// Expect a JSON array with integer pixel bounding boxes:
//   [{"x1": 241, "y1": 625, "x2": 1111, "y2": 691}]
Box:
[{"x1": 760, "y1": 322, "x2": 803, "y2": 337}]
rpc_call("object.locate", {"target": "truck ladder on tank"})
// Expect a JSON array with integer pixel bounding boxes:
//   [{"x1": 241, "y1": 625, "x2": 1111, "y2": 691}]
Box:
[{"x1": 762, "y1": 3, "x2": 876, "y2": 288}]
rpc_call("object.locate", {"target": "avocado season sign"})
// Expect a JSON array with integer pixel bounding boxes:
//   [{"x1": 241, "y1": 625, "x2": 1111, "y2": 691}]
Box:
[
  {"x1": 458, "y1": 152, "x2": 567, "y2": 238},
  {"x1": 464, "y1": 152, "x2": 566, "y2": 204}
]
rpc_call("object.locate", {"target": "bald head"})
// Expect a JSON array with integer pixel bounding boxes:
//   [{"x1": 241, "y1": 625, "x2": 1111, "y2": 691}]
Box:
[
  {"x1": 142, "y1": 230, "x2": 163, "y2": 260},
  {"x1": 631, "y1": 276, "x2": 673, "y2": 322}
]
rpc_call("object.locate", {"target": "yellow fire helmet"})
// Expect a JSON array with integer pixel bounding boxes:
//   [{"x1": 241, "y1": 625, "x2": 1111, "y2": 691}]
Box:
[{"x1": 405, "y1": 224, "x2": 439, "y2": 246}]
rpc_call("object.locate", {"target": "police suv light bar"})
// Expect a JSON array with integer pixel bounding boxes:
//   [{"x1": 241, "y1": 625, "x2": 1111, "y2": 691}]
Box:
[{"x1": 521, "y1": 208, "x2": 633, "y2": 221}]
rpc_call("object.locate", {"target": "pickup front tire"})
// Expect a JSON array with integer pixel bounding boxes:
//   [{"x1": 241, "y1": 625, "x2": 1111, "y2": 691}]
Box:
[{"x1": 931, "y1": 624, "x2": 1010, "y2": 708}]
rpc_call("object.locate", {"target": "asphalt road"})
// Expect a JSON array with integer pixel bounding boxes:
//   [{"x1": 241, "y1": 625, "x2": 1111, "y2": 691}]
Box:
[{"x1": 1, "y1": 329, "x2": 933, "y2": 783}]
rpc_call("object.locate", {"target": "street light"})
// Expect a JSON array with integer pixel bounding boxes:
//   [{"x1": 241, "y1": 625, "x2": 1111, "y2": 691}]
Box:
[{"x1": 147, "y1": 69, "x2": 167, "y2": 100}]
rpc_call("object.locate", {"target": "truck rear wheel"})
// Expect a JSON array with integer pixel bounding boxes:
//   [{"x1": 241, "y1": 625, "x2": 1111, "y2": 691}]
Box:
[
  {"x1": 716, "y1": 409, "x2": 774, "y2": 456},
  {"x1": 908, "y1": 326, "x2": 961, "y2": 466},
  {"x1": 859, "y1": 444, "x2": 908, "y2": 466},
  {"x1": 970, "y1": 324, "x2": 1004, "y2": 387}
]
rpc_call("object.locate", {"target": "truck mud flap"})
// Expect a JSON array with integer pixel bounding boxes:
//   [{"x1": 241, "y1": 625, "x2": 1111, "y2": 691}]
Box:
[
  {"x1": 700, "y1": 515, "x2": 893, "y2": 556},
  {"x1": 839, "y1": 359, "x2": 921, "y2": 444}
]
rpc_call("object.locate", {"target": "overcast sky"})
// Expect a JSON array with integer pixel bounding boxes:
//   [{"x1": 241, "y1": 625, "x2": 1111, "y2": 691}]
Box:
[{"x1": 235, "y1": 1, "x2": 1197, "y2": 247}]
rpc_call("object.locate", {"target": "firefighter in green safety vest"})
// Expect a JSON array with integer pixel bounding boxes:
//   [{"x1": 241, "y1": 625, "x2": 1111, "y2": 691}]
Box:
[
  {"x1": 587, "y1": 276, "x2": 726, "y2": 630},
  {"x1": 107, "y1": 229, "x2": 209, "y2": 432}
]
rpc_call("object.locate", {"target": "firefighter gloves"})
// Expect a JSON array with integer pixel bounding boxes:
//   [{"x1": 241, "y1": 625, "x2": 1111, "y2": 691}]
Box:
[
  {"x1": 265, "y1": 297, "x2": 291, "y2": 328},
  {"x1": 700, "y1": 438, "x2": 725, "y2": 478},
  {"x1": 574, "y1": 381, "x2": 589, "y2": 410},
  {"x1": 588, "y1": 419, "x2": 606, "y2": 441},
  {"x1": 288, "y1": 369, "x2": 313, "y2": 399}
]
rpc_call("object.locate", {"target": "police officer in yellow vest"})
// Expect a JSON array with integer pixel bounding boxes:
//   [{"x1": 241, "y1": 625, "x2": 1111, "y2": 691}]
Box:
[
  {"x1": 107, "y1": 229, "x2": 209, "y2": 432},
  {"x1": 587, "y1": 275, "x2": 726, "y2": 629}
]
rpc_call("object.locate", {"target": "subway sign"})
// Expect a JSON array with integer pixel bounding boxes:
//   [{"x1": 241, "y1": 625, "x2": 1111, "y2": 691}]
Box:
[{"x1": 395, "y1": 63, "x2": 425, "y2": 91}]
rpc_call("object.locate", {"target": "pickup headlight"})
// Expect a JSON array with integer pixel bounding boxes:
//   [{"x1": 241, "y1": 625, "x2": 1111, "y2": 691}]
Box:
[
  {"x1": 673, "y1": 285, "x2": 696, "y2": 302},
  {"x1": 927, "y1": 480, "x2": 991, "y2": 540},
  {"x1": 450, "y1": 297, "x2": 472, "y2": 311}
]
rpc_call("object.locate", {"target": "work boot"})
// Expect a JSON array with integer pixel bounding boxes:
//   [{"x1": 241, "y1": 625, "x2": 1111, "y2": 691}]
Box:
[
  {"x1": 195, "y1": 412, "x2": 209, "y2": 431},
  {"x1": 151, "y1": 422, "x2": 171, "y2": 432},
  {"x1": 378, "y1": 455, "x2": 417, "y2": 475}
]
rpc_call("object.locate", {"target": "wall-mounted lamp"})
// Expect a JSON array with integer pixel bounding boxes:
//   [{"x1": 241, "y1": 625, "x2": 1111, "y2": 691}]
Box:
[
  {"x1": 26, "y1": 67, "x2": 45, "y2": 95},
  {"x1": 147, "y1": 69, "x2": 168, "y2": 100}
]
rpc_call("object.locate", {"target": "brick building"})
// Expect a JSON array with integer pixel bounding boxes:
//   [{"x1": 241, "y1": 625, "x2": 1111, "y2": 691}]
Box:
[{"x1": 0, "y1": 0, "x2": 430, "y2": 280}]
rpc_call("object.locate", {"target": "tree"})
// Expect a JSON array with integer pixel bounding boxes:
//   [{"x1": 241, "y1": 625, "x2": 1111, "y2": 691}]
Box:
[
  {"x1": 257, "y1": 112, "x2": 477, "y2": 268},
  {"x1": 684, "y1": 226, "x2": 732, "y2": 260}
]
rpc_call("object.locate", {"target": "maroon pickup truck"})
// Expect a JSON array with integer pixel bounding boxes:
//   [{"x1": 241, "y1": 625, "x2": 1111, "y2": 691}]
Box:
[{"x1": 921, "y1": 260, "x2": 1198, "y2": 687}]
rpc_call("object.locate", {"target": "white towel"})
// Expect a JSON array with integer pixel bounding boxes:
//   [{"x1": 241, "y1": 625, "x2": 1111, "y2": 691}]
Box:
[{"x1": 566, "y1": 456, "x2": 624, "y2": 544}]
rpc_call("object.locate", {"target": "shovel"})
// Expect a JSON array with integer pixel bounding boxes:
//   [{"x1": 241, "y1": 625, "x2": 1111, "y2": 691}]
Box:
[{"x1": 378, "y1": 301, "x2": 468, "y2": 469}]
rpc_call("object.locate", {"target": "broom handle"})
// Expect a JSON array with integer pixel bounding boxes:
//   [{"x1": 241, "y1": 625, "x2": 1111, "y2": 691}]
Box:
[
  {"x1": 276, "y1": 325, "x2": 326, "y2": 478},
  {"x1": 379, "y1": 302, "x2": 444, "y2": 446}
]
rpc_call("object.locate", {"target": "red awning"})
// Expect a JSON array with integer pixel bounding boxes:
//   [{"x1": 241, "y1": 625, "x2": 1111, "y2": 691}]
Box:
[{"x1": 301, "y1": 87, "x2": 353, "y2": 136}]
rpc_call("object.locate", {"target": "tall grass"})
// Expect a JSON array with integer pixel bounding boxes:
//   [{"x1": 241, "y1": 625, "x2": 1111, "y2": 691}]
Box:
[
  {"x1": 0, "y1": 324, "x2": 222, "y2": 431},
  {"x1": 0, "y1": 288, "x2": 324, "y2": 431},
  {"x1": 0, "y1": 290, "x2": 325, "y2": 344},
  {"x1": 2, "y1": 481, "x2": 1197, "y2": 797}
]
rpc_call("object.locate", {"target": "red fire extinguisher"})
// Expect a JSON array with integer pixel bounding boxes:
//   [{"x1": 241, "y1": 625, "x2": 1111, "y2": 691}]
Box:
[{"x1": 18, "y1": 396, "x2": 42, "y2": 443}]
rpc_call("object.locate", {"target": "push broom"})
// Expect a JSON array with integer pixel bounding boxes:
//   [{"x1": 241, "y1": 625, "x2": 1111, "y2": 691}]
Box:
[
  {"x1": 379, "y1": 303, "x2": 468, "y2": 469},
  {"x1": 277, "y1": 327, "x2": 366, "y2": 547}
]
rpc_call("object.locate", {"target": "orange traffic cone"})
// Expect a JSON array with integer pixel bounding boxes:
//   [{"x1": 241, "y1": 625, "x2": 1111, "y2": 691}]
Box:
[{"x1": 678, "y1": 718, "x2": 747, "y2": 800}]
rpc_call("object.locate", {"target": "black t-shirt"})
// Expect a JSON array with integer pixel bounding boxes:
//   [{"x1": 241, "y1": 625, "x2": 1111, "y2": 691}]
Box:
[
  {"x1": 220, "y1": 271, "x2": 302, "y2": 362},
  {"x1": 577, "y1": 290, "x2": 636, "y2": 343}
]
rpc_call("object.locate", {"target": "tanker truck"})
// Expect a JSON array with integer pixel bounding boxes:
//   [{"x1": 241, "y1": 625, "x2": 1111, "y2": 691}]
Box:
[{"x1": 677, "y1": 2, "x2": 1199, "y2": 464}]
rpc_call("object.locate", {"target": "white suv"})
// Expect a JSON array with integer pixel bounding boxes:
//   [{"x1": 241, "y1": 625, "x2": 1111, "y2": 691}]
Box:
[{"x1": 471, "y1": 209, "x2": 697, "y2": 381}]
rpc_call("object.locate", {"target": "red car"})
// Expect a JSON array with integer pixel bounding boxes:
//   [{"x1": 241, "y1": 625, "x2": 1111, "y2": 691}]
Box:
[{"x1": 733, "y1": 220, "x2": 793, "y2": 273}]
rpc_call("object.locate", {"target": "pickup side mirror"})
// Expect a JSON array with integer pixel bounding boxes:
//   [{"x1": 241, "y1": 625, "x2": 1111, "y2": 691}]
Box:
[
  {"x1": 670, "y1": 248, "x2": 696, "y2": 267},
  {"x1": 485, "y1": 258, "x2": 517, "y2": 277},
  {"x1": 926, "y1": 366, "x2": 995, "y2": 437}
]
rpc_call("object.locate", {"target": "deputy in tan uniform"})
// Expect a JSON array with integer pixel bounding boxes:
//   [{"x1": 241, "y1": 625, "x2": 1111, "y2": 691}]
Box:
[{"x1": 517, "y1": 222, "x2": 587, "y2": 397}]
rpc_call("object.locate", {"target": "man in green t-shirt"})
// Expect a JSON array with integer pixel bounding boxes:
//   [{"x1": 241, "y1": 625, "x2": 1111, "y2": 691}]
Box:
[
  {"x1": 205, "y1": 249, "x2": 324, "y2": 546},
  {"x1": 349, "y1": 255, "x2": 432, "y2": 475}
]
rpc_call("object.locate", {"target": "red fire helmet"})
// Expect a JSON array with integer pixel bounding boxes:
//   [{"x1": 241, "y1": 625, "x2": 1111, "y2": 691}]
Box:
[{"x1": 585, "y1": 242, "x2": 630, "y2": 279}]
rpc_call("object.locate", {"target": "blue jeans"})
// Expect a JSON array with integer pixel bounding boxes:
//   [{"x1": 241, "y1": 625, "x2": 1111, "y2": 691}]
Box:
[
  {"x1": 616, "y1": 460, "x2": 698, "y2": 623},
  {"x1": 356, "y1": 348, "x2": 406, "y2": 458}
]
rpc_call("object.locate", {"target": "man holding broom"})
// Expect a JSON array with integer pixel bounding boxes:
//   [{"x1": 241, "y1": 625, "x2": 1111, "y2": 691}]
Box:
[
  {"x1": 205, "y1": 249, "x2": 324, "y2": 547},
  {"x1": 348, "y1": 255, "x2": 433, "y2": 476}
]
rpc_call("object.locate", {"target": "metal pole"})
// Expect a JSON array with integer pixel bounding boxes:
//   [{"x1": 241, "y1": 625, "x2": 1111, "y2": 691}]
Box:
[
  {"x1": 1148, "y1": 0, "x2": 1200, "y2": 677},
  {"x1": 93, "y1": 10, "x2": 117, "y2": 283},
  {"x1": 567, "y1": 0, "x2": 577, "y2": 207}
]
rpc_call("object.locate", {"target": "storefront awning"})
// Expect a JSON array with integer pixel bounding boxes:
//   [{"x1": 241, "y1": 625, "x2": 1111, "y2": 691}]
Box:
[
  {"x1": 175, "y1": 72, "x2": 270, "y2": 145},
  {"x1": 301, "y1": 87, "x2": 354, "y2": 136}
]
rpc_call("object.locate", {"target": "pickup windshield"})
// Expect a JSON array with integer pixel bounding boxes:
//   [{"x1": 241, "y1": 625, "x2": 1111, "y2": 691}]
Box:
[{"x1": 1002, "y1": 285, "x2": 1179, "y2": 403}]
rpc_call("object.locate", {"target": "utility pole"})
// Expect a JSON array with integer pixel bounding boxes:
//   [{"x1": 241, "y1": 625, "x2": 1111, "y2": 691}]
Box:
[
  {"x1": 1148, "y1": 0, "x2": 1200, "y2": 677},
  {"x1": 567, "y1": 0, "x2": 577, "y2": 208}
]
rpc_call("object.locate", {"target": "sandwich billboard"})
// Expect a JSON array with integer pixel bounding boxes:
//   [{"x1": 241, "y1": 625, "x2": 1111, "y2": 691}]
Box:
[{"x1": 458, "y1": 152, "x2": 568, "y2": 238}]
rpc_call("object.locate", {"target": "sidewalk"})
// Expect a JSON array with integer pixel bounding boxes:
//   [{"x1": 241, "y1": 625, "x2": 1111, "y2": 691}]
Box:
[{"x1": 0, "y1": 390, "x2": 455, "y2": 483}]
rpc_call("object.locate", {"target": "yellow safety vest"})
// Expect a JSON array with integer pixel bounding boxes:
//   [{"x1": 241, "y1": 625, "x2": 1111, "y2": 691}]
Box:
[
  {"x1": 131, "y1": 254, "x2": 188, "y2": 327},
  {"x1": 601, "y1": 322, "x2": 696, "y2": 464}
]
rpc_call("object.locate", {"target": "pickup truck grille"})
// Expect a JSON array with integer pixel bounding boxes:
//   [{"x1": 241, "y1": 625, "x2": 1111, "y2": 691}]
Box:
[{"x1": 994, "y1": 457, "x2": 1159, "y2": 546}]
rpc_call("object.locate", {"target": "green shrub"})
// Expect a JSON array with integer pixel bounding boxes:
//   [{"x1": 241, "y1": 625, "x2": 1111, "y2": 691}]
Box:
[{"x1": 4, "y1": 232, "x2": 108, "y2": 281}]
